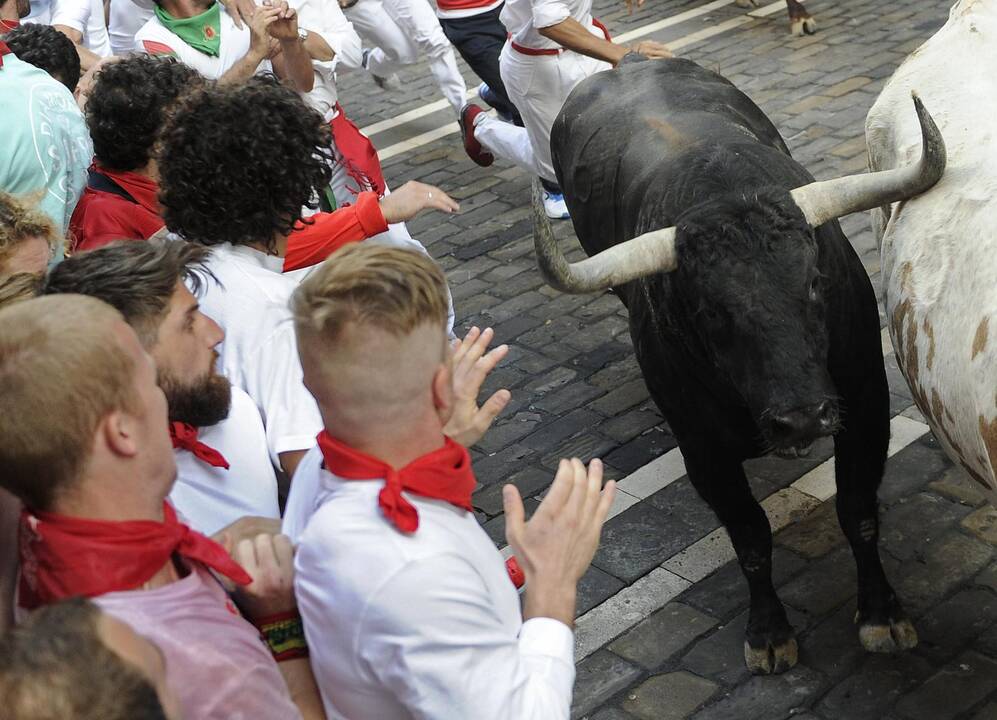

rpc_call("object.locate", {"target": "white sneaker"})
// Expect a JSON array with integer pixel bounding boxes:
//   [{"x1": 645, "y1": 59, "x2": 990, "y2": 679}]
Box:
[{"x1": 543, "y1": 191, "x2": 570, "y2": 220}]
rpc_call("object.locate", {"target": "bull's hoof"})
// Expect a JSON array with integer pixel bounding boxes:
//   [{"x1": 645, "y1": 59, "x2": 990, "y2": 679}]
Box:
[
  {"x1": 744, "y1": 636, "x2": 798, "y2": 675},
  {"x1": 858, "y1": 617, "x2": 919, "y2": 653},
  {"x1": 790, "y1": 17, "x2": 818, "y2": 36}
]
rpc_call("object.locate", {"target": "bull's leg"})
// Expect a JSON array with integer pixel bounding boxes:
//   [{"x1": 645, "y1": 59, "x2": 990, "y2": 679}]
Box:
[
  {"x1": 684, "y1": 447, "x2": 797, "y2": 674},
  {"x1": 833, "y1": 393, "x2": 918, "y2": 654},
  {"x1": 787, "y1": 0, "x2": 817, "y2": 36}
]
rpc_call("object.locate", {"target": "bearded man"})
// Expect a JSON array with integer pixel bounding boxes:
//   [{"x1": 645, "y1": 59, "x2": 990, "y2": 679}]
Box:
[{"x1": 44, "y1": 240, "x2": 280, "y2": 534}]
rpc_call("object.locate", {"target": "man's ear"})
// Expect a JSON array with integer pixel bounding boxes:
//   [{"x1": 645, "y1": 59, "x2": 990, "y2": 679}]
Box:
[
  {"x1": 102, "y1": 410, "x2": 141, "y2": 459},
  {"x1": 431, "y1": 363, "x2": 453, "y2": 420}
]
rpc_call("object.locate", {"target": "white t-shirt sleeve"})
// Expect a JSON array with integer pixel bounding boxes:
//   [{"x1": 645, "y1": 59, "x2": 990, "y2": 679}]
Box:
[
  {"x1": 530, "y1": 0, "x2": 571, "y2": 31},
  {"x1": 357, "y1": 553, "x2": 575, "y2": 720},
  {"x1": 246, "y1": 324, "x2": 323, "y2": 465},
  {"x1": 50, "y1": 0, "x2": 91, "y2": 33}
]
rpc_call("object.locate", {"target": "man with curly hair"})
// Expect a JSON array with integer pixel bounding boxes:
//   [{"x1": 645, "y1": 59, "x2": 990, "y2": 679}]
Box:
[
  {"x1": 159, "y1": 75, "x2": 459, "y2": 480},
  {"x1": 70, "y1": 55, "x2": 202, "y2": 252},
  {"x1": 3, "y1": 23, "x2": 80, "y2": 89}
]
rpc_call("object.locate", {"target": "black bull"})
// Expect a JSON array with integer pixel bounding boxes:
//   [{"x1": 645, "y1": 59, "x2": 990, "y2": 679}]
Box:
[{"x1": 537, "y1": 58, "x2": 943, "y2": 674}]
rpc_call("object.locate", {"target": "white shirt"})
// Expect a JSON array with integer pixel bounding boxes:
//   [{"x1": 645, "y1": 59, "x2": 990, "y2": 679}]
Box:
[
  {"x1": 109, "y1": 0, "x2": 154, "y2": 56},
  {"x1": 500, "y1": 0, "x2": 593, "y2": 51},
  {"x1": 291, "y1": 0, "x2": 362, "y2": 120},
  {"x1": 25, "y1": 0, "x2": 114, "y2": 57},
  {"x1": 197, "y1": 243, "x2": 322, "y2": 465},
  {"x1": 169, "y1": 386, "x2": 281, "y2": 536},
  {"x1": 135, "y1": 4, "x2": 271, "y2": 79},
  {"x1": 283, "y1": 446, "x2": 576, "y2": 720}
]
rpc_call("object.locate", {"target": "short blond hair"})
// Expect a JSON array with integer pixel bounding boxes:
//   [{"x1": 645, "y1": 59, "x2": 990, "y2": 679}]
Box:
[
  {"x1": 291, "y1": 244, "x2": 449, "y2": 343},
  {"x1": 0, "y1": 295, "x2": 138, "y2": 510},
  {"x1": 0, "y1": 193, "x2": 56, "y2": 272}
]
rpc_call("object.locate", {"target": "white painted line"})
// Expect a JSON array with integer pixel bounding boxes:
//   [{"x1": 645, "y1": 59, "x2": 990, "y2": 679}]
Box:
[
  {"x1": 747, "y1": 0, "x2": 787, "y2": 19},
  {"x1": 662, "y1": 527, "x2": 737, "y2": 583},
  {"x1": 617, "y1": 446, "x2": 688, "y2": 499},
  {"x1": 607, "y1": 487, "x2": 642, "y2": 519},
  {"x1": 574, "y1": 568, "x2": 690, "y2": 661},
  {"x1": 614, "y1": 0, "x2": 738, "y2": 44},
  {"x1": 881, "y1": 325, "x2": 894, "y2": 355},
  {"x1": 361, "y1": 89, "x2": 474, "y2": 137},
  {"x1": 378, "y1": 121, "x2": 460, "y2": 161},
  {"x1": 668, "y1": 14, "x2": 753, "y2": 52}
]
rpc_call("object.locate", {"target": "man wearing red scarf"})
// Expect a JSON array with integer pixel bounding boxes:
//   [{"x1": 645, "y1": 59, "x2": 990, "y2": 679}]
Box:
[
  {"x1": 0, "y1": 295, "x2": 325, "y2": 719},
  {"x1": 282, "y1": 244, "x2": 617, "y2": 719}
]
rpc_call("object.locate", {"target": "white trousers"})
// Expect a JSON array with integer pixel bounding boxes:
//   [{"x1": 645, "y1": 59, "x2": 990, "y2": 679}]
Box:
[
  {"x1": 346, "y1": 0, "x2": 467, "y2": 112},
  {"x1": 475, "y1": 41, "x2": 609, "y2": 182}
]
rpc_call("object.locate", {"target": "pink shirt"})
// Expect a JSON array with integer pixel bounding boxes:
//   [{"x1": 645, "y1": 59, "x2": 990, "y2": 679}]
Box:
[{"x1": 94, "y1": 564, "x2": 301, "y2": 720}]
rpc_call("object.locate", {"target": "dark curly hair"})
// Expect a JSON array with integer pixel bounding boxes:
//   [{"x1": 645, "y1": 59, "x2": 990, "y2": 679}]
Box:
[
  {"x1": 158, "y1": 74, "x2": 334, "y2": 253},
  {"x1": 5, "y1": 24, "x2": 80, "y2": 91},
  {"x1": 86, "y1": 55, "x2": 204, "y2": 172}
]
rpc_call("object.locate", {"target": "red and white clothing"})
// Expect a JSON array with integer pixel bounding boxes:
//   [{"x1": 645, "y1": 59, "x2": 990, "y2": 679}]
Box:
[
  {"x1": 0, "y1": 18, "x2": 19, "y2": 33},
  {"x1": 346, "y1": 0, "x2": 467, "y2": 112},
  {"x1": 169, "y1": 387, "x2": 280, "y2": 536},
  {"x1": 282, "y1": 446, "x2": 576, "y2": 719},
  {"x1": 435, "y1": 0, "x2": 502, "y2": 21},
  {"x1": 135, "y1": 4, "x2": 271, "y2": 79},
  {"x1": 96, "y1": 564, "x2": 302, "y2": 720},
  {"x1": 473, "y1": 0, "x2": 609, "y2": 181},
  {"x1": 69, "y1": 164, "x2": 163, "y2": 251}
]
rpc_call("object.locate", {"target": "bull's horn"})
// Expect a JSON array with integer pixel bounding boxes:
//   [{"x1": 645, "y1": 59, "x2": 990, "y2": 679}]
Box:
[
  {"x1": 532, "y1": 180, "x2": 678, "y2": 294},
  {"x1": 790, "y1": 92, "x2": 945, "y2": 228}
]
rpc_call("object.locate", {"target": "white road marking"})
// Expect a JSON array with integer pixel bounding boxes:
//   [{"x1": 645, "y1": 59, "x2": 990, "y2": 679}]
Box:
[{"x1": 370, "y1": 0, "x2": 789, "y2": 159}]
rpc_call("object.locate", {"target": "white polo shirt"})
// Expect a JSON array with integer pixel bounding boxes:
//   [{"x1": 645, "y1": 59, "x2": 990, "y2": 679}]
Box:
[
  {"x1": 197, "y1": 243, "x2": 322, "y2": 466},
  {"x1": 283, "y1": 446, "x2": 576, "y2": 720},
  {"x1": 168, "y1": 386, "x2": 281, "y2": 536},
  {"x1": 134, "y1": 4, "x2": 271, "y2": 79},
  {"x1": 500, "y1": 0, "x2": 594, "y2": 51},
  {"x1": 26, "y1": 0, "x2": 114, "y2": 57}
]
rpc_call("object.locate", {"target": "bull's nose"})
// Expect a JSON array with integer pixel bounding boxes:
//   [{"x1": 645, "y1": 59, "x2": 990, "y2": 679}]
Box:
[{"x1": 765, "y1": 401, "x2": 838, "y2": 446}]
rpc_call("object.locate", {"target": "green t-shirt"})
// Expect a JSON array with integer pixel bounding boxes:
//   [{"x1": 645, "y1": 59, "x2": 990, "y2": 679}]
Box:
[{"x1": 0, "y1": 53, "x2": 92, "y2": 258}]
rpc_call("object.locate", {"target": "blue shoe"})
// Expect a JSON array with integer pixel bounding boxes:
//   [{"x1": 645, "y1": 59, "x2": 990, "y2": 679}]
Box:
[
  {"x1": 543, "y1": 191, "x2": 570, "y2": 220},
  {"x1": 477, "y1": 83, "x2": 514, "y2": 123}
]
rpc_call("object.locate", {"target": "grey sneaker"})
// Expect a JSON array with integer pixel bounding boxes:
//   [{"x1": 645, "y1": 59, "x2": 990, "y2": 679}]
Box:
[{"x1": 362, "y1": 49, "x2": 401, "y2": 91}]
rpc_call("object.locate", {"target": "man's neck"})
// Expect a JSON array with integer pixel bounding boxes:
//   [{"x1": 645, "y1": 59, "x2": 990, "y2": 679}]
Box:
[
  {"x1": 247, "y1": 233, "x2": 289, "y2": 259},
  {"x1": 52, "y1": 483, "x2": 167, "y2": 523},
  {"x1": 0, "y1": 5, "x2": 17, "y2": 23},
  {"x1": 324, "y1": 415, "x2": 447, "y2": 470},
  {"x1": 158, "y1": 0, "x2": 214, "y2": 20}
]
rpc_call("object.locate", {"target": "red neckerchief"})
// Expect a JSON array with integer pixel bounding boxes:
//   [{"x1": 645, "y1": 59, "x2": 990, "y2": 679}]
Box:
[
  {"x1": 330, "y1": 103, "x2": 386, "y2": 198},
  {"x1": 0, "y1": 19, "x2": 19, "y2": 34},
  {"x1": 18, "y1": 501, "x2": 252, "y2": 610},
  {"x1": 94, "y1": 162, "x2": 162, "y2": 215},
  {"x1": 317, "y1": 431, "x2": 475, "y2": 534},
  {"x1": 0, "y1": 39, "x2": 10, "y2": 68},
  {"x1": 170, "y1": 422, "x2": 230, "y2": 469}
]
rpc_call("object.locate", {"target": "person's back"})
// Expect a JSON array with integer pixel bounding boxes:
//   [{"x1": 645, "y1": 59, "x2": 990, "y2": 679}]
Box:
[{"x1": 0, "y1": 49, "x2": 90, "y2": 247}]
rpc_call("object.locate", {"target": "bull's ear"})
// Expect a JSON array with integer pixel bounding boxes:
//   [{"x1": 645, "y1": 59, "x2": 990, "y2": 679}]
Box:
[
  {"x1": 790, "y1": 93, "x2": 945, "y2": 229},
  {"x1": 532, "y1": 179, "x2": 678, "y2": 294}
]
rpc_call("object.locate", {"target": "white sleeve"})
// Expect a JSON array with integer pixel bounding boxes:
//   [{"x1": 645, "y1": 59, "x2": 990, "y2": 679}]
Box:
[
  {"x1": 246, "y1": 325, "x2": 323, "y2": 465},
  {"x1": 359, "y1": 554, "x2": 575, "y2": 720},
  {"x1": 530, "y1": 0, "x2": 571, "y2": 31},
  {"x1": 294, "y1": 0, "x2": 363, "y2": 71},
  {"x1": 50, "y1": 0, "x2": 91, "y2": 33}
]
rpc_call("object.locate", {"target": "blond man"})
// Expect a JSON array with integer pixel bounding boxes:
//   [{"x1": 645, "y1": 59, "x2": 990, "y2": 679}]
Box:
[
  {"x1": 0, "y1": 193, "x2": 56, "y2": 278},
  {"x1": 282, "y1": 244, "x2": 616, "y2": 719},
  {"x1": 0, "y1": 295, "x2": 325, "y2": 719}
]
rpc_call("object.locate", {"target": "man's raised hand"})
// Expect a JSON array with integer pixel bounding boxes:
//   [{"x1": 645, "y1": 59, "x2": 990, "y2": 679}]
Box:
[
  {"x1": 378, "y1": 181, "x2": 460, "y2": 224},
  {"x1": 442, "y1": 326, "x2": 510, "y2": 448},
  {"x1": 624, "y1": 0, "x2": 645, "y2": 14},
  {"x1": 504, "y1": 458, "x2": 616, "y2": 627}
]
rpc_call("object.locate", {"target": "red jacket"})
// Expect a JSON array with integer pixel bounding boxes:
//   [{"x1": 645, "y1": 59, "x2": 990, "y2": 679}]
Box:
[{"x1": 68, "y1": 164, "x2": 387, "y2": 271}]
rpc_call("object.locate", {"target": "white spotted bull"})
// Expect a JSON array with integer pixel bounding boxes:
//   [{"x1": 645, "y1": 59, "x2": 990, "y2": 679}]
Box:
[{"x1": 866, "y1": 0, "x2": 997, "y2": 501}]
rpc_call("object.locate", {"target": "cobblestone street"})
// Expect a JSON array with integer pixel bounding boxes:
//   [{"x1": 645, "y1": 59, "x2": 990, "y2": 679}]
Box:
[{"x1": 339, "y1": 0, "x2": 997, "y2": 717}]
